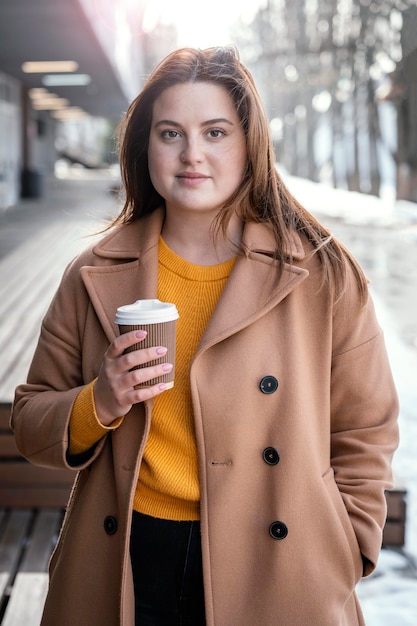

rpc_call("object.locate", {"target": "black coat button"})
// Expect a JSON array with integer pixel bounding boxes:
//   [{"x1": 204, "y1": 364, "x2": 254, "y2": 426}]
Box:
[
  {"x1": 269, "y1": 521, "x2": 288, "y2": 540},
  {"x1": 104, "y1": 515, "x2": 118, "y2": 535},
  {"x1": 259, "y1": 376, "x2": 279, "y2": 394},
  {"x1": 263, "y1": 447, "x2": 280, "y2": 465}
]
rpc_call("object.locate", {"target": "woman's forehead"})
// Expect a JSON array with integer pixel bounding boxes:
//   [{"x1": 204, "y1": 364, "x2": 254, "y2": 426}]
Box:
[{"x1": 152, "y1": 82, "x2": 237, "y2": 118}]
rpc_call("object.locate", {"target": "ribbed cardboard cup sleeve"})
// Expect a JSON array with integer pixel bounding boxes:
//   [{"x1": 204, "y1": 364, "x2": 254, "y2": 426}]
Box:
[{"x1": 118, "y1": 319, "x2": 177, "y2": 388}]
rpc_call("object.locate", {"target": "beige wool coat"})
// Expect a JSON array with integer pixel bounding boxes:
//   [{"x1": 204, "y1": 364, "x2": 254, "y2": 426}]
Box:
[{"x1": 12, "y1": 208, "x2": 399, "y2": 625}]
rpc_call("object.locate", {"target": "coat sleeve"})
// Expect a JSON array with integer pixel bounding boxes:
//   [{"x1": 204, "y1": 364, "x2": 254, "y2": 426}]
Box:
[
  {"x1": 11, "y1": 250, "x2": 108, "y2": 470},
  {"x1": 330, "y1": 263, "x2": 399, "y2": 576}
]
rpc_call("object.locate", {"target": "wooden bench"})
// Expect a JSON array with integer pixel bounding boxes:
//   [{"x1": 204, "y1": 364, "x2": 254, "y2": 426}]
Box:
[
  {"x1": 0, "y1": 403, "x2": 74, "y2": 625},
  {"x1": 0, "y1": 508, "x2": 63, "y2": 625},
  {"x1": 0, "y1": 404, "x2": 74, "y2": 509}
]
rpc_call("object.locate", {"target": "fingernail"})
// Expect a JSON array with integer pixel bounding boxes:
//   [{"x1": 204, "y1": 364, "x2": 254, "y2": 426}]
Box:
[
  {"x1": 135, "y1": 330, "x2": 147, "y2": 338},
  {"x1": 156, "y1": 346, "x2": 168, "y2": 355},
  {"x1": 159, "y1": 383, "x2": 167, "y2": 391},
  {"x1": 162, "y1": 363, "x2": 173, "y2": 372}
]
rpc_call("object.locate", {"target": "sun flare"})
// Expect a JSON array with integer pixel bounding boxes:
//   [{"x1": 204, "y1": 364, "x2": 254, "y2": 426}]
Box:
[{"x1": 142, "y1": 0, "x2": 259, "y2": 48}]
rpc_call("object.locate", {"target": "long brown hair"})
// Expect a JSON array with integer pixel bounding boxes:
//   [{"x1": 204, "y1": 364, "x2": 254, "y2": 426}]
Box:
[{"x1": 115, "y1": 46, "x2": 367, "y2": 300}]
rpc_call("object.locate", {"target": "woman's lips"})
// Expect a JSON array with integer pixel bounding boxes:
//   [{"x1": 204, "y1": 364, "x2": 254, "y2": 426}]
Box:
[{"x1": 176, "y1": 172, "x2": 209, "y2": 186}]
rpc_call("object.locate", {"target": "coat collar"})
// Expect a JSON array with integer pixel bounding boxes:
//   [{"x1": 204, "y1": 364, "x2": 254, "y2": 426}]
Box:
[
  {"x1": 92, "y1": 209, "x2": 164, "y2": 260},
  {"x1": 92, "y1": 207, "x2": 305, "y2": 262},
  {"x1": 80, "y1": 208, "x2": 308, "y2": 346}
]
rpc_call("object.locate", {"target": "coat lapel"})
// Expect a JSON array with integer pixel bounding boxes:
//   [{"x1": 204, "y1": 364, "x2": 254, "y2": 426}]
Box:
[
  {"x1": 195, "y1": 222, "x2": 308, "y2": 353},
  {"x1": 79, "y1": 210, "x2": 165, "y2": 342}
]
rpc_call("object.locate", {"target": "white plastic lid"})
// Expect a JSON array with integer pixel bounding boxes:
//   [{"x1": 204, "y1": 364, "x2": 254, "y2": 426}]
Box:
[{"x1": 115, "y1": 299, "x2": 179, "y2": 324}]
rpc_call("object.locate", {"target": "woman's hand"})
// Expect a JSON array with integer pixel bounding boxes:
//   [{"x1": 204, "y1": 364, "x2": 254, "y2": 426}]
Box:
[{"x1": 93, "y1": 330, "x2": 173, "y2": 426}]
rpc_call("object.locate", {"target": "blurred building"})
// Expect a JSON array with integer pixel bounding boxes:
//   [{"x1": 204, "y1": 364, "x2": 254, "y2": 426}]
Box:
[{"x1": 0, "y1": 0, "x2": 145, "y2": 209}]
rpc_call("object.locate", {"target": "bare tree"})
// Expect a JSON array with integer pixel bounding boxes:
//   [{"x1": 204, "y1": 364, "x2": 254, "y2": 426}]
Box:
[{"x1": 233, "y1": 0, "x2": 416, "y2": 200}]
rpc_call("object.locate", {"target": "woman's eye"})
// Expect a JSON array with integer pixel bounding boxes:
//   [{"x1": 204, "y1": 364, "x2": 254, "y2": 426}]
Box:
[
  {"x1": 208, "y1": 128, "x2": 225, "y2": 139},
  {"x1": 162, "y1": 130, "x2": 180, "y2": 139}
]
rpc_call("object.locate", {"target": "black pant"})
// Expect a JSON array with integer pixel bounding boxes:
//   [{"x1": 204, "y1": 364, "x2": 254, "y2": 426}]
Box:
[{"x1": 130, "y1": 511, "x2": 206, "y2": 626}]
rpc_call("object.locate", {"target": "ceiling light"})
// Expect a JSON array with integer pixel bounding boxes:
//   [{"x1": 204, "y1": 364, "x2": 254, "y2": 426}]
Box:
[
  {"x1": 22, "y1": 61, "x2": 79, "y2": 73},
  {"x1": 32, "y1": 98, "x2": 69, "y2": 110},
  {"x1": 29, "y1": 92, "x2": 64, "y2": 103},
  {"x1": 52, "y1": 108, "x2": 88, "y2": 120},
  {"x1": 29, "y1": 88, "x2": 50, "y2": 99},
  {"x1": 42, "y1": 74, "x2": 91, "y2": 86}
]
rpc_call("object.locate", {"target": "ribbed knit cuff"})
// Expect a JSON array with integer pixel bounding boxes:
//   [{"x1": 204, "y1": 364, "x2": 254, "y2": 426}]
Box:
[{"x1": 68, "y1": 379, "x2": 124, "y2": 455}]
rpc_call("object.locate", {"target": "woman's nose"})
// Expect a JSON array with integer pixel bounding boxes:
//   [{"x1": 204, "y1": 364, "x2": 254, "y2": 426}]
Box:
[{"x1": 180, "y1": 137, "x2": 203, "y2": 163}]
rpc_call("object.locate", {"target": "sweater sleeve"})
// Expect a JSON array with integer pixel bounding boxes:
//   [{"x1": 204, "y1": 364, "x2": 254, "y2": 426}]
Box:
[{"x1": 68, "y1": 379, "x2": 124, "y2": 456}]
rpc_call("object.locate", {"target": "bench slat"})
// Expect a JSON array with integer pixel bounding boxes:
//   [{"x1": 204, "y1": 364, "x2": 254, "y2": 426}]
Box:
[
  {"x1": 0, "y1": 405, "x2": 12, "y2": 430},
  {"x1": 0, "y1": 572, "x2": 9, "y2": 608},
  {"x1": 0, "y1": 487, "x2": 72, "y2": 509},
  {"x1": 0, "y1": 464, "x2": 74, "y2": 508},
  {"x1": 0, "y1": 435, "x2": 19, "y2": 458},
  {"x1": 19, "y1": 509, "x2": 61, "y2": 573},
  {"x1": 0, "y1": 510, "x2": 32, "y2": 600},
  {"x1": 1, "y1": 572, "x2": 48, "y2": 626},
  {"x1": 0, "y1": 509, "x2": 63, "y2": 626},
  {"x1": 0, "y1": 464, "x2": 75, "y2": 487}
]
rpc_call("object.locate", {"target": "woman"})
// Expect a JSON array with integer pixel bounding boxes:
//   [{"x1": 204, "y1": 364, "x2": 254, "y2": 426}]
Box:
[{"x1": 11, "y1": 46, "x2": 399, "y2": 625}]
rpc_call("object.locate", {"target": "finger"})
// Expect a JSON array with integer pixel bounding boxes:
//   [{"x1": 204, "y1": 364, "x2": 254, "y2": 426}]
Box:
[
  {"x1": 131, "y1": 381, "x2": 172, "y2": 404},
  {"x1": 125, "y1": 361, "x2": 173, "y2": 389},
  {"x1": 121, "y1": 345, "x2": 168, "y2": 372},
  {"x1": 107, "y1": 330, "x2": 148, "y2": 359}
]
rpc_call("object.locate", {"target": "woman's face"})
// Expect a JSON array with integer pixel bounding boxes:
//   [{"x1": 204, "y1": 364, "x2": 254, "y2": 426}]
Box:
[{"x1": 148, "y1": 81, "x2": 247, "y2": 219}]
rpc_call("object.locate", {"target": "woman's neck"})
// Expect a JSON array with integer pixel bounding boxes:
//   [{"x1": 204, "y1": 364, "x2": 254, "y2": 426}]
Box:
[{"x1": 161, "y1": 212, "x2": 243, "y2": 266}]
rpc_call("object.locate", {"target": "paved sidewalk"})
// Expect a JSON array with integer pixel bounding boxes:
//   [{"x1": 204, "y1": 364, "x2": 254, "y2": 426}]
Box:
[
  {"x1": 0, "y1": 169, "x2": 121, "y2": 262},
  {"x1": 0, "y1": 169, "x2": 121, "y2": 402}
]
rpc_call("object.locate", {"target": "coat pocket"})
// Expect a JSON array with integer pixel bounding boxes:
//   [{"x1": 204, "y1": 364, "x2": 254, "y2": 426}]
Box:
[{"x1": 322, "y1": 466, "x2": 363, "y2": 583}]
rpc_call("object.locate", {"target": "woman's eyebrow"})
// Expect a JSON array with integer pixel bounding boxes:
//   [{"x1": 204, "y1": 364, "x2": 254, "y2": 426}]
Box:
[
  {"x1": 201, "y1": 118, "x2": 235, "y2": 126},
  {"x1": 154, "y1": 119, "x2": 181, "y2": 128},
  {"x1": 154, "y1": 117, "x2": 235, "y2": 128}
]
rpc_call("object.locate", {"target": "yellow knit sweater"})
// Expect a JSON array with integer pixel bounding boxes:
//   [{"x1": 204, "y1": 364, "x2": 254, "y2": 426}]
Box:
[{"x1": 69, "y1": 236, "x2": 236, "y2": 521}]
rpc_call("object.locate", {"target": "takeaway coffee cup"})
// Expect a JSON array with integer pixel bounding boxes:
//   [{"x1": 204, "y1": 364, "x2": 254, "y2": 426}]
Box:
[{"x1": 114, "y1": 299, "x2": 179, "y2": 389}]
